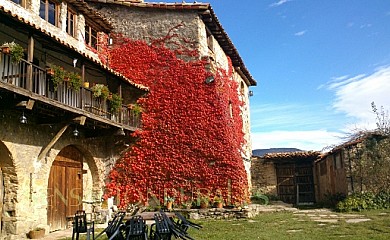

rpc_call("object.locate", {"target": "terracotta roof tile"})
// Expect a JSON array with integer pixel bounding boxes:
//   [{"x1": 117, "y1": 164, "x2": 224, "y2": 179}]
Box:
[{"x1": 263, "y1": 151, "x2": 321, "y2": 160}]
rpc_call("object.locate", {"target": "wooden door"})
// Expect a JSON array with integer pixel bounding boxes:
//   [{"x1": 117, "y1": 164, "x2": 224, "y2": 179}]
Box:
[
  {"x1": 296, "y1": 165, "x2": 315, "y2": 204},
  {"x1": 47, "y1": 146, "x2": 83, "y2": 230},
  {"x1": 276, "y1": 164, "x2": 296, "y2": 204},
  {"x1": 276, "y1": 163, "x2": 315, "y2": 204}
]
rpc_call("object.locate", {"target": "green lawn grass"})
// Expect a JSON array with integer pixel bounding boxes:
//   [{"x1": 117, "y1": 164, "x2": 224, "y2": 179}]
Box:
[
  {"x1": 61, "y1": 209, "x2": 390, "y2": 240},
  {"x1": 187, "y1": 209, "x2": 390, "y2": 240}
]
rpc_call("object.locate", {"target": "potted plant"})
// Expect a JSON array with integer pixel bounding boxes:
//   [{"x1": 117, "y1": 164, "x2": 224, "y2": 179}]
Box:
[
  {"x1": 66, "y1": 72, "x2": 82, "y2": 91},
  {"x1": 91, "y1": 84, "x2": 110, "y2": 99},
  {"x1": 197, "y1": 196, "x2": 210, "y2": 209},
  {"x1": 213, "y1": 195, "x2": 224, "y2": 208},
  {"x1": 109, "y1": 93, "x2": 123, "y2": 113},
  {"x1": 164, "y1": 196, "x2": 175, "y2": 210},
  {"x1": 128, "y1": 103, "x2": 143, "y2": 115},
  {"x1": 50, "y1": 65, "x2": 65, "y2": 90},
  {"x1": 28, "y1": 227, "x2": 45, "y2": 239},
  {"x1": 1, "y1": 41, "x2": 24, "y2": 64}
]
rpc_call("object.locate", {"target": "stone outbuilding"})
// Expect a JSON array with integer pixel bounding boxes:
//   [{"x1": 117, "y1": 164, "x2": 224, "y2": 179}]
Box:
[{"x1": 251, "y1": 151, "x2": 320, "y2": 205}]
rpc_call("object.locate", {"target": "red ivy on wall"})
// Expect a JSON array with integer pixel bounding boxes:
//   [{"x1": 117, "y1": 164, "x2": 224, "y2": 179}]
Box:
[{"x1": 104, "y1": 33, "x2": 248, "y2": 207}]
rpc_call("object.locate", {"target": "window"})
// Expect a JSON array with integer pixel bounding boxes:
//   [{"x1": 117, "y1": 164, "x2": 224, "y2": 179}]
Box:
[
  {"x1": 229, "y1": 101, "x2": 233, "y2": 118},
  {"x1": 12, "y1": 0, "x2": 26, "y2": 8},
  {"x1": 67, "y1": 8, "x2": 77, "y2": 37},
  {"x1": 207, "y1": 30, "x2": 214, "y2": 53},
  {"x1": 40, "y1": 0, "x2": 57, "y2": 26},
  {"x1": 85, "y1": 24, "x2": 98, "y2": 49},
  {"x1": 334, "y1": 153, "x2": 343, "y2": 169}
]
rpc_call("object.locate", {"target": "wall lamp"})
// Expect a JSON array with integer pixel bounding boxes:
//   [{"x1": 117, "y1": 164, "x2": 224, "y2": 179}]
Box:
[
  {"x1": 249, "y1": 90, "x2": 254, "y2": 97},
  {"x1": 73, "y1": 126, "x2": 80, "y2": 137},
  {"x1": 205, "y1": 76, "x2": 215, "y2": 84},
  {"x1": 20, "y1": 111, "x2": 27, "y2": 124},
  {"x1": 115, "y1": 128, "x2": 125, "y2": 136}
]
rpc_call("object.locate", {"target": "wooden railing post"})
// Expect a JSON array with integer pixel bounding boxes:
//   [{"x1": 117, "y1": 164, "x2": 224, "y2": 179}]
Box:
[{"x1": 26, "y1": 34, "x2": 34, "y2": 91}]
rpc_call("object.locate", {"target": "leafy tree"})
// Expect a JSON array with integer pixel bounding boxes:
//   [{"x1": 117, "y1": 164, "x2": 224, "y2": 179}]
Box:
[{"x1": 348, "y1": 102, "x2": 390, "y2": 193}]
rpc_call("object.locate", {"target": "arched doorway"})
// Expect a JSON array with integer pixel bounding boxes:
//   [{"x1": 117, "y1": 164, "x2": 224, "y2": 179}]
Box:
[
  {"x1": 47, "y1": 146, "x2": 83, "y2": 230},
  {"x1": 0, "y1": 141, "x2": 16, "y2": 237}
]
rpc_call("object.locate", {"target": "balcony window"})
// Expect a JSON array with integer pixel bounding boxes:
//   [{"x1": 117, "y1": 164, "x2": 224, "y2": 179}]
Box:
[
  {"x1": 40, "y1": 0, "x2": 57, "y2": 26},
  {"x1": 12, "y1": 0, "x2": 26, "y2": 8},
  {"x1": 85, "y1": 24, "x2": 98, "y2": 49},
  {"x1": 67, "y1": 9, "x2": 77, "y2": 37}
]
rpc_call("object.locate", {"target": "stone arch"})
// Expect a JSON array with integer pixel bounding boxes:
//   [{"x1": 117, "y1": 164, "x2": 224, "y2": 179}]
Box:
[
  {"x1": 47, "y1": 144, "x2": 102, "y2": 230},
  {"x1": 0, "y1": 141, "x2": 18, "y2": 236}
]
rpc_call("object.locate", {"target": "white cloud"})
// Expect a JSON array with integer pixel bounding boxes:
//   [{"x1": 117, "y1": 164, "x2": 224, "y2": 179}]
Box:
[
  {"x1": 251, "y1": 130, "x2": 344, "y2": 152},
  {"x1": 294, "y1": 30, "x2": 307, "y2": 36},
  {"x1": 329, "y1": 66, "x2": 390, "y2": 128},
  {"x1": 270, "y1": 0, "x2": 291, "y2": 7}
]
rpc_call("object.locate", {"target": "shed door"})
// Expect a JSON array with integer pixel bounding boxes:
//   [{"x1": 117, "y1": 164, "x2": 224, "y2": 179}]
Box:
[
  {"x1": 276, "y1": 164, "x2": 296, "y2": 204},
  {"x1": 47, "y1": 146, "x2": 83, "y2": 230},
  {"x1": 276, "y1": 164, "x2": 315, "y2": 204}
]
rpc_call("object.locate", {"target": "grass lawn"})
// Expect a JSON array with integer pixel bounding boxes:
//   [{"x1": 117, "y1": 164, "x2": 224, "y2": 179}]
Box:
[
  {"x1": 187, "y1": 209, "x2": 390, "y2": 240},
  {"x1": 61, "y1": 209, "x2": 390, "y2": 240}
]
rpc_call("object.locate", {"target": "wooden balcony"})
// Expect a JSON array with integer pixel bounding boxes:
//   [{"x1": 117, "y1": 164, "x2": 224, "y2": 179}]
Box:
[{"x1": 0, "y1": 53, "x2": 141, "y2": 129}]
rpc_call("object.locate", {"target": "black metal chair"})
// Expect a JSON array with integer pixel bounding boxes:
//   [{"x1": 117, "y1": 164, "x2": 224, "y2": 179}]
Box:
[
  {"x1": 125, "y1": 215, "x2": 148, "y2": 240},
  {"x1": 173, "y1": 212, "x2": 202, "y2": 233},
  {"x1": 150, "y1": 213, "x2": 171, "y2": 240},
  {"x1": 72, "y1": 210, "x2": 95, "y2": 240},
  {"x1": 160, "y1": 212, "x2": 194, "y2": 240},
  {"x1": 95, "y1": 211, "x2": 126, "y2": 240}
]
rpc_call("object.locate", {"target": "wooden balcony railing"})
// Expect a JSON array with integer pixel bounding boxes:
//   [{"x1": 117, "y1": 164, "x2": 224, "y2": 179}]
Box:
[{"x1": 0, "y1": 53, "x2": 141, "y2": 128}]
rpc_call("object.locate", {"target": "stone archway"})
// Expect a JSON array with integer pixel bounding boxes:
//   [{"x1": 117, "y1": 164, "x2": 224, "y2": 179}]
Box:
[
  {"x1": 47, "y1": 145, "x2": 83, "y2": 230},
  {"x1": 47, "y1": 144, "x2": 102, "y2": 231},
  {"x1": 0, "y1": 141, "x2": 18, "y2": 236}
]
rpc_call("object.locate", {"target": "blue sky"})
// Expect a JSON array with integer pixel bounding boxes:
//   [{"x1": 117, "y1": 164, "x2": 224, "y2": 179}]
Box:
[{"x1": 149, "y1": 1, "x2": 390, "y2": 151}]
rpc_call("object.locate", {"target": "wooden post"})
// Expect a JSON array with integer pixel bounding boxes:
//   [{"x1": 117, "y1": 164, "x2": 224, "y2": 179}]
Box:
[{"x1": 27, "y1": 34, "x2": 34, "y2": 91}]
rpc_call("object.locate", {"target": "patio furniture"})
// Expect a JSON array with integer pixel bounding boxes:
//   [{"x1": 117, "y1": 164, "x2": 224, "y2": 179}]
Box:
[
  {"x1": 173, "y1": 212, "x2": 202, "y2": 233},
  {"x1": 72, "y1": 210, "x2": 95, "y2": 240},
  {"x1": 159, "y1": 212, "x2": 194, "y2": 240},
  {"x1": 95, "y1": 211, "x2": 126, "y2": 240},
  {"x1": 125, "y1": 215, "x2": 149, "y2": 240},
  {"x1": 149, "y1": 213, "x2": 172, "y2": 240}
]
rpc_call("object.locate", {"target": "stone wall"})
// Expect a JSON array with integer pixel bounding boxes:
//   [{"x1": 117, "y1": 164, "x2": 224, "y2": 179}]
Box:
[
  {"x1": 251, "y1": 157, "x2": 277, "y2": 196},
  {"x1": 171, "y1": 202, "x2": 297, "y2": 220},
  {"x1": 90, "y1": 2, "x2": 254, "y2": 190},
  {"x1": 0, "y1": 112, "x2": 119, "y2": 239}
]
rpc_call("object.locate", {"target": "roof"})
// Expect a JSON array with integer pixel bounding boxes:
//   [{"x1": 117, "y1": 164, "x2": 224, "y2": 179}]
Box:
[
  {"x1": 67, "y1": 0, "x2": 113, "y2": 32},
  {"x1": 0, "y1": 5, "x2": 148, "y2": 92},
  {"x1": 320, "y1": 131, "x2": 388, "y2": 159},
  {"x1": 262, "y1": 151, "x2": 321, "y2": 162},
  {"x1": 86, "y1": 0, "x2": 257, "y2": 86}
]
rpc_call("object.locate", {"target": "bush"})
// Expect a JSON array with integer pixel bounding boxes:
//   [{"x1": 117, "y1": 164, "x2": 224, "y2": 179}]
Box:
[
  {"x1": 250, "y1": 193, "x2": 269, "y2": 205},
  {"x1": 336, "y1": 191, "x2": 390, "y2": 212}
]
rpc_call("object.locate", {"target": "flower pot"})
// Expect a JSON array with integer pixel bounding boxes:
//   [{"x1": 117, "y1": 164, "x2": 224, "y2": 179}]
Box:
[
  {"x1": 1, "y1": 46, "x2": 10, "y2": 54},
  {"x1": 46, "y1": 68, "x2": 55, "y2": 76},
  {"x1": 83, "y1": 82, "x2": 90, "y2": 88},
  {"x1": 200, "y1": 202, "x2": 208, "y2": 209},
  {"x1": 216, "y1": 202, "x2": 223, "y2": 208},
  {"x1": 167, "y1": 201, "x2": 173, "y2": 210},
  {"x1": 28, "y1": 229, "x2": 45, "y2": 239}
]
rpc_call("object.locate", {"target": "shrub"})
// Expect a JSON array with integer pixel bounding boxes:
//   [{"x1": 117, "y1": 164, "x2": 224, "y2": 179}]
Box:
[{"x1": 336, "y1": 191, "x2": 390, "y2": 212}]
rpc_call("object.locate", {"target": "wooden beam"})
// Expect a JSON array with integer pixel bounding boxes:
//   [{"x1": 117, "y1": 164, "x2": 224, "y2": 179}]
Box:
[
  {"x1": 37, "y1": 123, "x2": 70, "y2": 161},
  {"x1": 73, "y1": 116, "x2": 86, "y2": 125},
  {"x1": 26, "y1": 34, "x2": 34, "y2": 91}
]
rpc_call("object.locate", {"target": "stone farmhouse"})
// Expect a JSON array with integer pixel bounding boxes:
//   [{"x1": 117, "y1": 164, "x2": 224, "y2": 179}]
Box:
[
  {"x1": 0, "y1": 0, "x2": 256, "y2": 238},
  {"x1": 0, "y1": 0, "x2": 147, "y2": 237}
]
